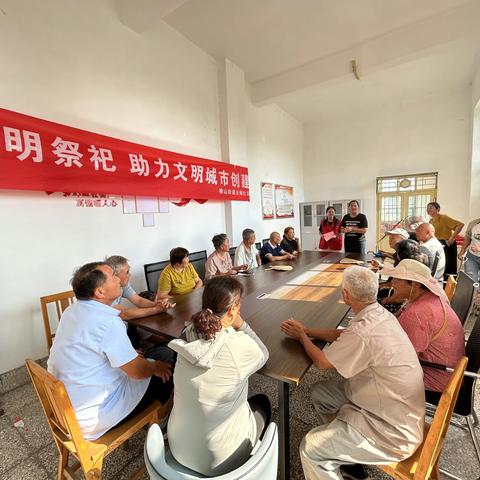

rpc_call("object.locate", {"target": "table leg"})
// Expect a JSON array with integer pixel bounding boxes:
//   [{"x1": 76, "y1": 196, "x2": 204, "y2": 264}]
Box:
[{"x1": 278, "y1": 380, "x2": 290, "y2": 480}]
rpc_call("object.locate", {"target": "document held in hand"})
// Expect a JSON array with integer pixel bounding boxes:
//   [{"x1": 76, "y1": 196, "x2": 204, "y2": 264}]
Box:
[{"x1": 322, "y1": 231, "x2": 336, "y2": 242}]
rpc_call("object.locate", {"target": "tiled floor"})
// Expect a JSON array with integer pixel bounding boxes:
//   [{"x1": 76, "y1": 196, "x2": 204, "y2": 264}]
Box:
[{"x1": 1, "y1": 349, "x2": 479, "y2": 479}]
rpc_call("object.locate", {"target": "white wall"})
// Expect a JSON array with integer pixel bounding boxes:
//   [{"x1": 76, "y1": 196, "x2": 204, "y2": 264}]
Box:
[
  {"x1": 303, "y1": 87, "x2": 472, "y2": 250},
  {"x1": 0, "y1": 0, "x2": 304, "y2": 372},
  {"x1": 470, "y1": 64, "x2": 480, "y2": 217}
]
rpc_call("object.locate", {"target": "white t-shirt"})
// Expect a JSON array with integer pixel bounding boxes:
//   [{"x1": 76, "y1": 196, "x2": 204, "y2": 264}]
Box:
[
  {"x1": 234, "y1": 243, "x2": 259, "y2": 270},
  {"x1": 469, "y1": 223, "x2": 480, "y2": 257},
  {"x1": 421, "y1": 237, "x2": 445, "y2": 280},
  {"x1": 47, "y1": 300, "x2": 149, "y2": 440}
]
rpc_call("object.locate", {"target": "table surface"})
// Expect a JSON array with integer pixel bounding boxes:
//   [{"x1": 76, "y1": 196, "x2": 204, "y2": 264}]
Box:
[{"x1": 129, "y1": 250, "x2": 368, "y2": 385}]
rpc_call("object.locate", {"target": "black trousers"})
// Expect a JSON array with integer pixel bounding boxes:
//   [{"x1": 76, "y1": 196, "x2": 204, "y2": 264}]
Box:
[
  {"x1": 247, "y1": 393, "x2": 272, "y2": 442},
  {"x1": 113, "y1": 345, "x2": 175, "y2": 429},
  {"x1": 441, "y1": 240, "x2": 458, "y2": 278}
]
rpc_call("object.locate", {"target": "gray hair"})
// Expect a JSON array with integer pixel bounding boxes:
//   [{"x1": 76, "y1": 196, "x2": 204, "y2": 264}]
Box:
[
  {"x1": 212, "y1": 233, "x2": 228, "y2": 250},
  {"x1": 242, "y1": 228, "x2": 255, "y2": 241},
  {"x1": 342, "y1": 266, "x2": 378, "y2": 303},
  {"x1": 105, "y1": 255, "x2": 128, "y2": 275}
]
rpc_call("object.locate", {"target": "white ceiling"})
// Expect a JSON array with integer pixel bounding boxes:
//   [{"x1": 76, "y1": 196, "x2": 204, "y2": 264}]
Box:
[{"x1": 114, "y1": 0, "x2": 480, "y2": 123}]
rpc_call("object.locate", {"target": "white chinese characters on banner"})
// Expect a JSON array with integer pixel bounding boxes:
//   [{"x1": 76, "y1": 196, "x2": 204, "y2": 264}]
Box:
[
  {"x1": 52, "y1": 136, "x2": 83, "y2": 168},
  {"x1": 88, "y1": 145, "x2": 116, "y2": 172},
  {"x1": 3, "y1": 127, "x2": 43, "y2": 162},
  {"x1": 154, "y1": 158, "x2": 169, "y2": 178},
  {"x1": 173, "y1": 161, "x2": 187, "y2": 181},
  {"x1": 1, "y1": 119, "x2": 250, "y2": 199},
  {"x1": 129, "y1": 154, "x2": 149, "y2": 176},
  {"x1": 191, "y1": 165, "x2": 203, "y2": 183}
]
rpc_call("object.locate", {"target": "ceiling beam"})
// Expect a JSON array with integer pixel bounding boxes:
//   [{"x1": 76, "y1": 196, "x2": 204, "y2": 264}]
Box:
[{"x1": 251, "y1": 0, "x2": 480, "y2": 105}]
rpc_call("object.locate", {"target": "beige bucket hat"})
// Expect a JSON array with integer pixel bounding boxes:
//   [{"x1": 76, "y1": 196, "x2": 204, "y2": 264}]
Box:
[{"x1": 381, "y1": 259, "x2": 444, "y2": 297}]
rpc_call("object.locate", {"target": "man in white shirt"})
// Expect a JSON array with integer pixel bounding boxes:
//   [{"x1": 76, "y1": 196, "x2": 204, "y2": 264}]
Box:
[
  {"x1": 415, "y1": 223, "x2": 446, "y2": 281},
  {"x1": 281, "y1": 266, "x2": 425, "y2": 480},
  {"x1": 234, "y1": 228, "x2": 261, "y2": 270},
  {"x1": 48, "y1": 262, "x2": 173, "y2": 440}
]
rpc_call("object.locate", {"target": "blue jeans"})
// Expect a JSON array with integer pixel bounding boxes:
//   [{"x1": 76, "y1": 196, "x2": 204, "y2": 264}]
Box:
[{"x1": 465, "y1": 251, "x2": 480, "y2": 282}]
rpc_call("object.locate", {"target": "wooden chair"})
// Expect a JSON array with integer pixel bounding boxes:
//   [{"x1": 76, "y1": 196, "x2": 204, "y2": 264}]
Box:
[
  {"x1": 379, "y1": 356, "x2": 467, "y2": 480},
  {"x1": 444, "y1": 275, "x2": 457, "y2": 302},
  {"x1": 26, "y1": 359, "x2": 171, "y2": 480},
  {"x1": 40, "y1": 290, "x2": 76, "y2": 351}
]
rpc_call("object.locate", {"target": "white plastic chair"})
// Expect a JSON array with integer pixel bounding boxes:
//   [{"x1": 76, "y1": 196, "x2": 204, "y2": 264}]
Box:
[{"x1": 144, "y1": 422, "x2": 278, "y2": 480}]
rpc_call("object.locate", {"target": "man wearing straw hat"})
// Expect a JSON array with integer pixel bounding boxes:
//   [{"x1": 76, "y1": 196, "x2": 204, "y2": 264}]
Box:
[
  {"x1": 281, "y1": 266, "x2": 425, "y2": 480},
  {"x1": 382, "y1": 259, "x2": 465, "y2": 399}
]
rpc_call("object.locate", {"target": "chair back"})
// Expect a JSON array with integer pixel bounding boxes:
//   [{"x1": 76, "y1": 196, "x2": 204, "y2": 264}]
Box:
[
  {"x1": 444, "y1": 275, "x2": 457, "y2": 302},
  {"x1": 25, "y1": 359, "x2": 91, "y2": 466},
  {"x1": 454, "y1": 313, "x2": 480, "y2": 417},
  {"x1": 229, "y1": 246, "x2": 236, "y2": 264},
  {"x1": 145, "y1": 422, "x2": 278, "y2": 479},
  {"x1": 40, "y1": 290, "x2": 75, "y2": 351},
  {"x1": 188, "y1": 250, "x2": 208, "y2": 282},
  {"x1": 255, "y1": 242, "x2": 261, "y2": 251},
  {"x1": 450, "y1": 271, "x2": 478, "y2": 325},
  {"x1": 414, "y1": 356, "x2": 467, "y2": 479},
  {"x1": 262, "y1": 238, "x2": 269, "y2": 246},
  {"x1": 144, "y1": 259, "x2": 170, "y2": 292}
]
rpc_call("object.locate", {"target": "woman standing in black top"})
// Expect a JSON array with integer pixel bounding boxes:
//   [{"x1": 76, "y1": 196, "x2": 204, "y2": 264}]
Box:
[{"x1": 341, "y1": 200, "x2": 368, "y2": 254}]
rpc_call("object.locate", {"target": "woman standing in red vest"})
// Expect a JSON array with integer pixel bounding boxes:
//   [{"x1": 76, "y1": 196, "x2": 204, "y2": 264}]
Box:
[{"x1": 319, "y1": 206, "x2": 343, "y2": 250}]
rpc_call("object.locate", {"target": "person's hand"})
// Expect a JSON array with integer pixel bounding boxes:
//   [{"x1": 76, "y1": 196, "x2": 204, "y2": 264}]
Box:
[
  {"x1": 228, "y1": 269, "x2": 238, "y2": 275},
  {"x1": 471, "y1": 244, "x2": 480, "y2": 253},
  {"x1": 371, "y1": 259, "x2": 383, "y2": 269},
  {"x1": 153, "y1": 361, "x2": 172, "y2": 382},
  {"x1": 236, "y1": 264, "x2": 248, "y2": 271},
  {"x1": 286, "y1": 253, "x2": 295, "y2": 260},
  {"x1": 280, "y1": 318, "x2": 306, "y2": 340}
]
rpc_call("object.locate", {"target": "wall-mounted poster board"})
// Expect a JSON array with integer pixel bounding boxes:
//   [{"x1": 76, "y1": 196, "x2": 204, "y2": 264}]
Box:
[
  {"x1": 275, "y1": 184, "x2": 294, "y2": 218},
  {"x1": 261, "y1": 182, "x2": 275, "y2": 219}
]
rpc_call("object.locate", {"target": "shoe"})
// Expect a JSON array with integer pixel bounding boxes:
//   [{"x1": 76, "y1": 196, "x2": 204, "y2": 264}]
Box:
[{"x1": 340, "y1": 464, "x2": 369, "y2": 480}]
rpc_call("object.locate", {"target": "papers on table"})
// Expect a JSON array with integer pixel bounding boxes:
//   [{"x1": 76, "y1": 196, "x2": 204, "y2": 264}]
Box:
[{"x1": 339, "y1": 258, "x2": 365, "y2": 265}]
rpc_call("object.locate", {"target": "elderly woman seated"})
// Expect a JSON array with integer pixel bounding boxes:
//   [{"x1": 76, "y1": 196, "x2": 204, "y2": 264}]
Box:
[
  {"x1": 382, "y1": 259, "x2": 465, "y2": 398},
  {"x1": 205, "y1": 233, "x2": 247, "y2": 280},
  {"x1": 167, "y1": 276, "x2": 270, "y2": 476},
  {"x1": 156, "y1": 247, "x2": 202, "y2": 300}
]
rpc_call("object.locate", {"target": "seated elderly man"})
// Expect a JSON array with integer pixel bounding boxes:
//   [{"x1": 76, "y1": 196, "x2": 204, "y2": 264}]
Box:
[
  {"x1": 47, "y1": 262, "x2": 173, "y2": 440},
  {"x1": 106, "y1": 255, "x2": 175, "y2": 350},
  {"x1": 260, "y1": 231, "x2": 295, "y2": 264},
  {"x1": 415, "y1": 223, "x2": 445, "y2": 281},
  {"x1": 234, "y1": 228, "x2": 261, "y2": 270},
  {"x1": 281, "y1": 266, "x2": 425, "y2": 480},
  {"x1": 371, "y1": 227, "x2": 409, "y2": 269},
  {"x1": 105, "y1": 255, "x2": 173, "y2": 319}
]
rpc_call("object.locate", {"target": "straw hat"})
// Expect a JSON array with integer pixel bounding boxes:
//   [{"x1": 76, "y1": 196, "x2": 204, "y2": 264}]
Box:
[
  {"x1": 381, "y1": 259, "x2": 444, "y2": 297},
  {"x1": 386, "y1": 228, "x2": 409, "y2": 239}
]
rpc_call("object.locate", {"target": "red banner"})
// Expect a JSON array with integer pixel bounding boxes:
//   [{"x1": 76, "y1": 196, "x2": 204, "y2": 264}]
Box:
[{"x1": 0, "y1": 108, "x2": 250, "y2": 201}]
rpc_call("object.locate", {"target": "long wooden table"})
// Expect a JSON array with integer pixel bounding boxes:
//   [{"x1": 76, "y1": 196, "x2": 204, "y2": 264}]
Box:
[{"x1": 129, "y1": 250, "x2": 367, "y2": 480}]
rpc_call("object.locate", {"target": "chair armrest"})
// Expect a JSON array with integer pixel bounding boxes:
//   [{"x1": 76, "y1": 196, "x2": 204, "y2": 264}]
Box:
[{"x1": 420, "y1": 360, "x2": 479, "y2": 379}]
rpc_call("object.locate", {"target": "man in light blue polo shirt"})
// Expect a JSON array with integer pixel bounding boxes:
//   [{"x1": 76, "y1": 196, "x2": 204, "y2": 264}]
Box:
[
  {"x1": 105, "y1": 255, "x2": 175, "y2": 350},
  {"x1": 48, "y1": 262, "x2": 173, "y2": 440},
  {"x1": 105, "y1": 255, "x2": 173, "y2": 320}
]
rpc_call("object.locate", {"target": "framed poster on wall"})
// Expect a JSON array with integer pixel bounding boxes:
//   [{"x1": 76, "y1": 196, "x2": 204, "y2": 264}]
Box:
[
  {"x1": 275, "y1": 184, "x2": 294, "y2": 218},
  {"x1": 261, "y1": 182, "x2": 275, "y2": 219}
]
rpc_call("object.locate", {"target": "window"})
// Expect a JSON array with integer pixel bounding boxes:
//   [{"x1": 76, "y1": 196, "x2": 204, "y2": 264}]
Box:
[{"x1": 376, "y1": 173, "x2": 437, "y2": 250}]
